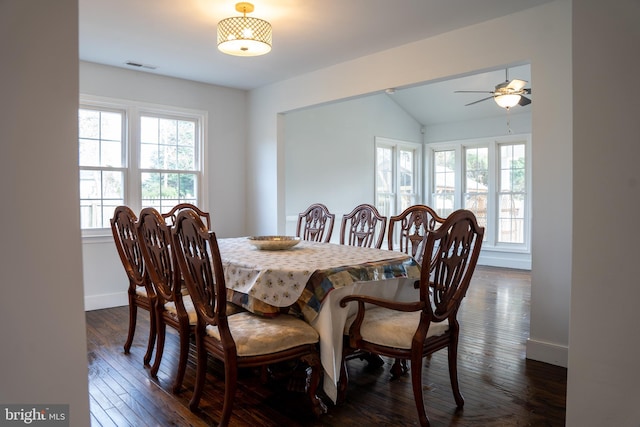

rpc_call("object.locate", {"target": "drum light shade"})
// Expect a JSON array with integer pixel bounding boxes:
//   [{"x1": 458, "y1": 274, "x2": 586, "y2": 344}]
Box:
[{"x1": 217, "y1": 3, "x2": 272, "y2": 57}]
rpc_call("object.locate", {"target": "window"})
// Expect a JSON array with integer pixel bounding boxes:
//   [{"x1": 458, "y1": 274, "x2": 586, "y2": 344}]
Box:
[
  {"x1": 79, "y1": 96, "x2": 206, "y2": 231},
  {"x1": 139, "y1": 115, "x2": 199, "y2": 210},
  {"x1": 464, "y1": 146, "x2": 489, "y2": 230},
  {"x1": 79, "y1": 108, "x2": 125, "y2": 229},
  {"x1": 498, "y1": 144, "x2": 526, "y2": 243},
  {"x1": 427, "y1": 136, "x2": 530, "y2": 250},
  {"x1": 432, "y1": 149, "x2": 456, "y2": 217},
  {"x1": 375, "y1": 137, "x2": 421, "y2": 218}
]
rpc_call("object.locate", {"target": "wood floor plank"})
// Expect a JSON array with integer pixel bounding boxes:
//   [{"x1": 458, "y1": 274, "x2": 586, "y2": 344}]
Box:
[
  {"x1": 89, "y1": 392, "x2": 118, "y2": 427},
  {"x1": 86, "y1": 266, "x2": 567, "y2": 426}
]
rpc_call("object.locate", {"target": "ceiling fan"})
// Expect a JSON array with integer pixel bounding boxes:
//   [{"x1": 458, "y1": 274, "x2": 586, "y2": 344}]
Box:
[{"x1": 455, "y1": 69, "x2": 532, "y2": 109}]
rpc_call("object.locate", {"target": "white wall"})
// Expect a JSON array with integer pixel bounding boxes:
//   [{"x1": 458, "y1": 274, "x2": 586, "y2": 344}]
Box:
[
  {"x1": 80, "y1": 62, "x2": 248, "y2": 310},
  {"x1": 283, "y1": 93, "x2": 422, "y2": 239},
  {"x1": 567, "y1": 1, "x2": 640, "y2": 425},
  {"x1": 0, "y1": 1, "x2": 90, "y2": 424},
  {"x1": 248, "y1": 1, "x2": 572, "y2": 368}
]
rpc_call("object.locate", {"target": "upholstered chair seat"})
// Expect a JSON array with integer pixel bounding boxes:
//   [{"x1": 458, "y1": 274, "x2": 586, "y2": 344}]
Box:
[
  {"x1": 205, "y1": 312, "x2": 319, "y2": 357},
  {"x1": 135, "y1": 287, "x2": 151, "y2": 298},
  {"x1": 344, "y1": 308, "x2": 448, "y2": 349},
  {"x1": 164, "y1": 294, "x2": 198, "y2": 325}
]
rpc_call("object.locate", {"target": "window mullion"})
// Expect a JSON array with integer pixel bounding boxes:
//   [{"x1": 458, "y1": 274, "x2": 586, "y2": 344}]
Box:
[
  {"x1": 455, "y1": 145, "x2": 463, "y2": 210},
  {"x1": 486, "y1": 140, "x2": 500, "y2": 246},
  {"x1": 392, "y1": 144, "x2": 399, "y2": 214},
  {"x1": 128, "y1": 106, "x2": 141, "y2": 213}
]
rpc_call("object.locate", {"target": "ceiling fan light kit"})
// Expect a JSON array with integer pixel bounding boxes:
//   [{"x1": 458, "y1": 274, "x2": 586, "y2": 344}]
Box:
[
  {"x1": 455, "y1": 69, "x2": 532, "y2": 109},
  {"x1": 217, "y1": 2, "x2": 272, "y2": 57},
  {"x1": 494, "y1": 94, "x2": 522, "y2": 109}
]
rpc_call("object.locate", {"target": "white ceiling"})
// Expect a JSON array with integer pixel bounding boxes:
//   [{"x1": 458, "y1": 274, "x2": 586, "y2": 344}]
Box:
[{"x1": 79, "y1": 0, "x2": 544, "y2": 124}]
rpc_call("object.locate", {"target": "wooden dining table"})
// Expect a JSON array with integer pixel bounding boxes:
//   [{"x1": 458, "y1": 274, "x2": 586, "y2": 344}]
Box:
[{"x1": 217, "y1": 237, "x2": 421, "y2": 403}]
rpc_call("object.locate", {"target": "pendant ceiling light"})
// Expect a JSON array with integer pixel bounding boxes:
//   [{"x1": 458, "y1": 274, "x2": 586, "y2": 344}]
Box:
[{"x1": 217, "y1": 2, "x2": 272, "y2": 57}]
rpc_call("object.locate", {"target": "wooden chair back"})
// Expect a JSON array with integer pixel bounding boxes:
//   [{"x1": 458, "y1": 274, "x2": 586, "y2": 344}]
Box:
[
  {"x1": 339, "y1": 203, "x2": 387, "y2": 249},
  {"x1": 387, "y1": 204, "x2": 446, "y2": 264},
  {"x1": 110, "y1": 205, "x2": 156, "y2": 364},
  {"x1": 172, "y1": 210, "x2": 227, "y2": 326},
  {"x1": 138, "y1": 207, "x2": 182, "y2": 307},
  {"x1": 296, "y1": 203, "x2": 335, "y2": 243},
  {"x1": 162, "y1": 203, "x2": 211, "y2": 229},
  {"x1": 419, "y1": 209, "x2": 484, "y2": 321},
  {"x1": 111, "y1": 206, "x2": 147, "y2": 290}
]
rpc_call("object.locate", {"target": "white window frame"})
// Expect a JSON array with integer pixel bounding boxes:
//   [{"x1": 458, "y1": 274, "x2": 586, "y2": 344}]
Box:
[
  {"x1": 79, "y1": 94, "x2": 207, "y2": 238},
  {"x1": 426, "y1": 134, "x2": 531, "y2": 254},
  {"x1": 374, "y1": 137, "x2": 422, "y2": 218}
]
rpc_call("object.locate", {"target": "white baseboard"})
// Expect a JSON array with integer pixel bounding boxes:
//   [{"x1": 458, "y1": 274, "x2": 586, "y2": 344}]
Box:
[
  {"x1": 84, "y1": 291, "x2": 128, "y2": 311},
  {"x1": 526, "y1": 338, "x2": 568, "y2": 368},
  {"x1": 478, "y1": 251, "x2": 531, "y2": 270}
]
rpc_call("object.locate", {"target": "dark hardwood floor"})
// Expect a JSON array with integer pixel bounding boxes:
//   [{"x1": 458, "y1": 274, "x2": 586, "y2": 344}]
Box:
[{"x1": 86, "y1": 266, "x2": 566, "y2": 426}]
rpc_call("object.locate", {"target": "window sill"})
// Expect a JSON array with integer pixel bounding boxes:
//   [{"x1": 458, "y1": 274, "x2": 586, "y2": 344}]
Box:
[{"x1": 82, "y1": 229, "x2": 113, "y2": 244}]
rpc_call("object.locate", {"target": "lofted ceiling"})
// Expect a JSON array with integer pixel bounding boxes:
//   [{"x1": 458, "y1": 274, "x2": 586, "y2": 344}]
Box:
[
  {"x1": 386, "y1": 64, "x2": 531, "y2": 126},
  {"x1": 79, "y1": 0, "x2": 544, "y2": 124}
]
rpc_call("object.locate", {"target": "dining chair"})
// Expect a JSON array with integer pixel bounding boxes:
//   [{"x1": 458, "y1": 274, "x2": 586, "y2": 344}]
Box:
[
  {"x1": 172, "y1": 210, "x2": 326, "y2": 425},
  {"x1": 387, "y1": 204, "x2": 446, "y2": 264},
  {"x1": 386, "y1": 205, "x2": 448, "y2": 376},
  {"x1": 339, "y1": 203, "x2": 387, "y2": 249},
  {"x1": 161, "y1": 203, "x2": 211, "y2": 229},
  {"x1": 110, "y1": 205, "x2": 156, "y2": 365},
  {"x1": 296, "y1": 203, "x2": 335, "y2": 243},
  {"x1": 137, "y1": 207, "x2": 198, "y2": 393},
  {"x1": 339, "y1": 209, "x2": 484, "y2": 427}
]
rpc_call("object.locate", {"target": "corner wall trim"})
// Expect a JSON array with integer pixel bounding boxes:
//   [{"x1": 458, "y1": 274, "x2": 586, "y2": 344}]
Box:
[
  {"x1": 526, "y1": 338, "x2": 568, "y2": 368},
  {"x1": 85, "y1": 291, "x2": 128, "y2": 311}
]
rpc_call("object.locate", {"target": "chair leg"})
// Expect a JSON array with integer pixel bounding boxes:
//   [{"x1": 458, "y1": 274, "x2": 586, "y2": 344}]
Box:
[
  {"x1": 188, "y1": 330, "x2": 207, "y2": 412},
  {"x1": 336, "y1": 356, "x2": 349, "y2": 404},
  {"x1": 172, "y1": 322, "x2": 191, "y2": 394},
  {"x1": 361, "y1": 352, "x2": 385, "y2": 368},
  {"x1": 219, "y1": 360, "x2": 238, "y2": 427},
  {"x1": 124, "y1": 299, "x2": 137, "y2": 354},
  {"x1": 391, "y1": 358, "x2": 408, "y2": 377},
  {"x1": 410, "y1": 354, "x2": 430, "y2": 427},
  {"x1": 143, "y1": 306, "x2": 157, "y2": 366},
  {"x1": 302, "y1": 353, "x2": 328, "y2": 417},
  {"x1": 448, "y1": 340, "x2": 464, "y2": 408},
  {"x1": 150, "y1": 314, "x2": 166, "y2": 378}
]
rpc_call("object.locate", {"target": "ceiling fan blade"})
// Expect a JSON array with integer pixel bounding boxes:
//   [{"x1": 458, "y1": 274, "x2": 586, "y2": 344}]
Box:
[
  {"x1": 465, "y1": 96, "x2": 494, "y2": 106},
  {"x1": 455, "y1": 90, "x2": 494, "y2": 93},
  {"x1": 507, "y1": 79, "x2": 527, "y2": 91},
  {"x1": 518, "y1": 96, "x2": 532, "y2": 106}
]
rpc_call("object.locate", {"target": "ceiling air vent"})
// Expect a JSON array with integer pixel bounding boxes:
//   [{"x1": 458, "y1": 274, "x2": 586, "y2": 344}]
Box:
[{"x1": 125, "y1": 61, "x2": 157, "y2": 70}]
